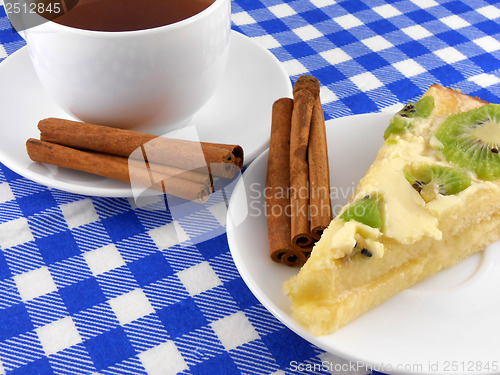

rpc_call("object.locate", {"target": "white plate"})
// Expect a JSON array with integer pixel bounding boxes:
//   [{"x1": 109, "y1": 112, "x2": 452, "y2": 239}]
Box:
[
  {"x1": 0, "y1": 31, "x2": 292, "y2": 197},
  {"x1": 227, "y1": 113, "x2": 500, "y2": 375}
]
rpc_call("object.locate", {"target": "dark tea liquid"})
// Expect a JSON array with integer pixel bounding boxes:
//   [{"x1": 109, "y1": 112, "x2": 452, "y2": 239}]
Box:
[{"x1": 53, "y1": 0, "x2": 214, "y2": 32}]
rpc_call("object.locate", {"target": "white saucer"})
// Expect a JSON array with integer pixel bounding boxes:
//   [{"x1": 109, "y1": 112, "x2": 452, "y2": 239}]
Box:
[
  {"x1": 227, "y1": 113, "x2": 500, "y2": 375},
  {"x1": 0, "y1": 31, "x2": 292, "y2": 197}
]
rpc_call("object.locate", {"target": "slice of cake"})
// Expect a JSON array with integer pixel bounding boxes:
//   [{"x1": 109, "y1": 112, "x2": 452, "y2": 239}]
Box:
[{"x1": 284, "y1": 84, "x2": 500, "y2": 335}]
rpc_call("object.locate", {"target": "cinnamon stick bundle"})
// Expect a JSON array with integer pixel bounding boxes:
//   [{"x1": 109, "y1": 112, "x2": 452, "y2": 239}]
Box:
[
  {"x1": 266, "y1": 98, "x2": 307, "y2": 267},
  {"x1": 38, "y1": 118, "x2": 243, "y2": 179},
  {"x1": 266, "y1": 74, "x2": 332, "y2": 266},
  {"x1": 26, "y1": 139, "x2": 212, "y2": 203}
]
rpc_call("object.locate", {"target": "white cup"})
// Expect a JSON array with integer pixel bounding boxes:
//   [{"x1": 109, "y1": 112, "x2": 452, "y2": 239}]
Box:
[{"x1": 23, "y1": 0, "x2": 231, "y2": 131}]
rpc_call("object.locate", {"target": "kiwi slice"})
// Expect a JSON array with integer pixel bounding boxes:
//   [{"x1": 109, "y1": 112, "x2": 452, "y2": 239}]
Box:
[
  {"x1": 340, "y1": 196, "x2": 382, "y2": 229},
  {"x1": 384, "y1": 96, "x2": 435, "y2": 140},
  {"x1": 404, "y1": 164, "x2": 471, "y2": 202},
  {"x1": 434, "y1": 104, "x2": 500, "y2": 180}
]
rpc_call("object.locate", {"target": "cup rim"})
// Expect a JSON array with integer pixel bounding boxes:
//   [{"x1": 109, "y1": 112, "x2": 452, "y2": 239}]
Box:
[{"x1": 28, "y1": 0, "x2": 226, "y2": 36}]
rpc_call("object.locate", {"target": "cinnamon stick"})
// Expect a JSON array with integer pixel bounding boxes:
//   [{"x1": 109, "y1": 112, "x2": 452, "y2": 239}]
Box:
[
  {"x1": 266, "y1": 98, "x2": 306, "y2": 267},
  {"x1": 38, "y1": 118, "x2": 243, "y2": 178},
  {"x1": 293, "y1": 75, "x2": 320, "y2": 100},
  {"x1": 26, "y1": 139, "x2": 212, "y2": 203},
  {"x1": 309, "y1": 98, "x2": 332, "y2": 240},
  {"x1": 289, "y1": 90, "x2": 315, "y2": 249}
]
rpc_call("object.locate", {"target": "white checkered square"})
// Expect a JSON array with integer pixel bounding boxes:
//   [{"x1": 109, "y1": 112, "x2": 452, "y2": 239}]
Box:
[
  {"x1": 320, "y1": 86, "x2": 338, "y2": 103},
  {"x1": 208, "y1": 202, "x2": 228, "y2": 226},
  {"x1": 0, "y1": 217, "x2": 34, "y2": 249},
  {"x1": 282, "y1": 59, "x2": 308, "y2": 76},
  {"x1": 310, "y1": 0, "x2": 333, "y2": 7},
  {"x1": 109, "y1": 288, "x2": 154, "y2": 325},
  {"x1": 474, "y1": 36, "x2": 500, "y2": 53},
  {"x1": 14, "y1": 266, "x2": 57, "y2": 302},
  {"x1": 350, "y1": 72, "x2": 383, "y2": 91},
  {"x1": 320, "y1": 48, "x2": 352, "y2": 65},
  {"x1": 294, "y1": 25, "x2": 322, "y2": 41},
  {"x1": 0, "y1": 182, "x2": 14, "y2": 204},
  {"x1": 440, "y1": 15, "x2": 470, "y2": 30},
  {"x1": 138, "y1": 341, "x2": 188, "y2": 375},
  {"x1": 83, "y1": 244, "x2": 125, "y2": 276},
  {"x1": 253, "y1": 35, "x2": 281, "y2": 50},
  {"x1": 362, "y1": 35, "x2": 393, "y2": 52},
  {"x1": 410, "y1": 0, "x2": 438, "y2": 9},
  {"x1": 373, "y1": 4, "x2": 402, "y2": 18},
  {"x1": 0, "y1": 358, "x2": 5, "y2": 375},
  {"x1": 468, "y1": 73, "x2": 500, "y2": 88},
  {"x1": 149, "y1": 221, "x2": 189, "y2": 249},
  {"x1": 333, "y1": 14, "x2": 363, "y2": 29},
  {"x1": 0, "y1": 45, "x2": 6, "y2": 60},
  {"x1": 268, "y1": 3, "x2": 296, "y2": 18},
  {"x1": 36, "y1": 316, "x2": 82, "y2": 355},
  {"x1": 393, "y1": 59, "x2": 426, "y2": 77},
  {"x1": 434, "y1": 47, "x2": 466, "y2": 63},
  {"x1": 476, "y1": 5, "x2": 500, "y2": 20},
  {"x1": 60, "y1": 199, "x2": 99, "y2": 229},
  {"x1": 402, "y1": 25, "x2": 432, "y2": 40},
  {"x1": 231, "y1": 12, "x2": 255, "y2": 26},
  {"x1": 211, "y1": 312, "x2": 259, "y2": 350},
  {"x1": 177, "y1": 261, "x2": 222, "y2": 296}
]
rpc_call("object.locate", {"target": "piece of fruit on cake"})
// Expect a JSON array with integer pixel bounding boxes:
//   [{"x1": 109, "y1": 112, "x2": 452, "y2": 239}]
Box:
[{"x1": 284, "y1": 84, "x2": 500, "y2": 336}]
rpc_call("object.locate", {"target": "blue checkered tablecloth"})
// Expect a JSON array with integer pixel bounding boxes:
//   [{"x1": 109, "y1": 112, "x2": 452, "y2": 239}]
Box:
[{"x1": 0, "y1": 0, "x2": 499, "y2": 374}]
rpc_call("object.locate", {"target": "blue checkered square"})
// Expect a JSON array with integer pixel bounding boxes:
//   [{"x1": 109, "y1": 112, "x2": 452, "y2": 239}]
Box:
[
  {"x1": 475, "y1": 20, "x2": 499, "y2": 34},
  {"x1": 157, "y1": 298, "x2": 207, "y2": 339},
  {"x1": 102, "y1": 211, "x2": 144, "y2": 242},
  {"x1": 356, "y1": 52, "x2": 388, "y2": 70},
  {"x1": 406, "y1": 9, "x2": 435, "y2": 24},
  {"x1": 430, "y1": 65, "x2": 464, "y2": 86},
  {"x1": 398, "y1": 40, "x2": 431, "y2": 58},
  {"x1": 387, "y1": 78, "x2": 422, "y2": 102},
  {"x1": 437, "y1": 30, "x2": 468, "y2": 46},
  {"x1": 16, "y1": 190, "x2": 56, "y2": 217},
  {"x1": 368, "y1": 19, "x2": 399, "y2": 35},
  {"x1": 59, "y1": 277, "x2": 106, "y2": 315},
  {"x1": 128, "y1": 251, "x2": 173, "y2": 287},
  {"x1": 444, "y1": 1, "x2": 473, "y2": 13},
  {"x1": 84, "y1": 326, "x2": 136, "y2": 371},
  {"x1": 0, "y1": 303, "x2": 34, "y2": 341},
  {"x1": 225, "y1": 278, "x2": 259, "y2": 311},
  {"x1": 36, "y1": 231, "x2": 80, "y2": 265},
  {"x1": 261, "y1": 328, "x2": 317, "y2": 369},
  {"x1": 195, "y1": 235, "x2": 229, "y2": 261},
  {"x1": 326, "y1": 29, "x2": 358, "y2": 46},
  {"x1": 342, "y1": 92, "x2": 379, "y2": 114},
  {"x1": 472, "y1": 54, "x2": 500, "y2": 73}
]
